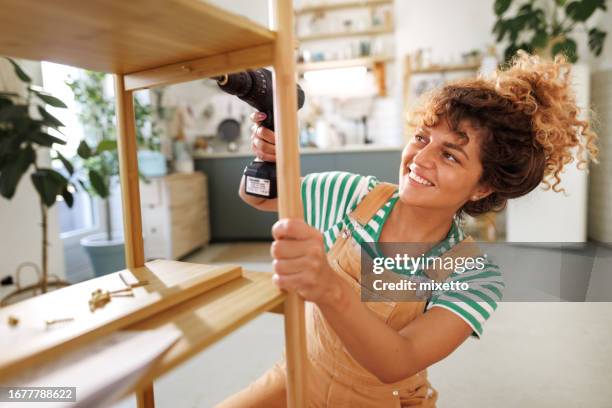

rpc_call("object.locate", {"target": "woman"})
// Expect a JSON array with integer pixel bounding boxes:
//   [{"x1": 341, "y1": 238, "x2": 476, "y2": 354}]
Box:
[{"x1": 218, "y1": 52, "x2": 598, "y2": 407}]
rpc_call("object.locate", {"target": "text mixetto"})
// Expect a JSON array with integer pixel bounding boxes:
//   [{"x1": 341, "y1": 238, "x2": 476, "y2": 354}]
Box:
[{"x1": 372, "y1": 279, "x2": 470, "y2": 292}]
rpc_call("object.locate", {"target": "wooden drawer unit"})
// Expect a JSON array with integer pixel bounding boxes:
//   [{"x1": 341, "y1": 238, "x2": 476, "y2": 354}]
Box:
[{"x1": 140, "y1": 172, "x2": 210, "y2": 260}]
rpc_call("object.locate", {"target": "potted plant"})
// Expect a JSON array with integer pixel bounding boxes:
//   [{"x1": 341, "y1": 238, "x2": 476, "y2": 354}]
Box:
[
  {"x1": 66, "y1": 71, "x2": 159, "y2": 276},
  {"x1": 0, "y1": 57, "x2": 74, "y2": 304},
  {"x1": 492, "y1": 0, "x2": 607, "y2": 63}
]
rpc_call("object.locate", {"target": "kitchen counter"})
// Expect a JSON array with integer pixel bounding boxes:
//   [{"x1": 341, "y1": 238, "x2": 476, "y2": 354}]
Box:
[
  {"x1": 194, "y1": 146, "x2": 403, "y2": 241},
  {"x1": 193, "y1": 144, "x2": 403, "y2": 159}
]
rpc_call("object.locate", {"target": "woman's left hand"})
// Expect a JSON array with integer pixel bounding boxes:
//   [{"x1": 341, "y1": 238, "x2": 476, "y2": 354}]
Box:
[{"x1": 271, "y1": 218, "x2": 341, "y2": 306}]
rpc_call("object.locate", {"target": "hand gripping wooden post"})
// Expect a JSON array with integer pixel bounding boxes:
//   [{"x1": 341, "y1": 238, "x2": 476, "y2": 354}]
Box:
[
  {"x1": 114, "y1": 74, "x2": 153, "y2": 407},
  {"x1": 272, "y1": 1, "x2": 309, "y2": 407}
]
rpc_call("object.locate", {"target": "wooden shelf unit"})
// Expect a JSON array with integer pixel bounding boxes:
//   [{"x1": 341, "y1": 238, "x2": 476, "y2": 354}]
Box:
[
  {"x1": 295, "y1": 0, "x2": 393, "y2": 15},
  {"x1": 0, "y1": 1, "x2": 307, "y2": 407}
]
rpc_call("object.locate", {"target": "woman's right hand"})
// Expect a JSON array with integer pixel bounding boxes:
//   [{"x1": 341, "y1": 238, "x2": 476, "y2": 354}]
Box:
[{"x1": 250, "y1": 111, "x2": 277, "y2": 162}]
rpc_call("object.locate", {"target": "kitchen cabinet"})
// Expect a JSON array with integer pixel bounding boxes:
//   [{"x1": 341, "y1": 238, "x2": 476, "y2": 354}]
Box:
[
  {"x1": 140, "y1": 172, "x2": 210, "y2": 260},
  {"x1": 194, "y1": 146, "x2": 402, "y2": 240}
]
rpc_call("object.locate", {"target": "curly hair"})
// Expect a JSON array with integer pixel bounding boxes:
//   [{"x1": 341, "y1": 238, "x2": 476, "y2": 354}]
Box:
[{"x1": 408, "y1": 51, "x2": 599, "y2": 217}]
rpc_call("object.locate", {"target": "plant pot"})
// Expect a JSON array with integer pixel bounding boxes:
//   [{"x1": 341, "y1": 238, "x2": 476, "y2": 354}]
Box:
[{"x1": 80, "y1": 232, "x2": 125, "y2": 277}]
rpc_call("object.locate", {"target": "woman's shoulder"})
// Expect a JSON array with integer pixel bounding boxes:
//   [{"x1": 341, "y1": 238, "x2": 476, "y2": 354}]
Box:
[
  {"x1": 301, "y1": 172, "x2": 381, "y2": 226},
  {"x1": 302, "y1": 171, "x2": 380, "y2": 199}
]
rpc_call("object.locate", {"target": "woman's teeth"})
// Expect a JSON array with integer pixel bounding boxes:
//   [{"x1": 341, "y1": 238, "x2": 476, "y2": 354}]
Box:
[{"x1": 408, "y1": 170, "x2": 433, "y2": 186}]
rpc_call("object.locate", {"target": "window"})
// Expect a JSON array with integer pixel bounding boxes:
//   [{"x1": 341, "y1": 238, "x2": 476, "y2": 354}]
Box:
[{"x1": 41, "y1": 62, "x2": 97, "y2": 236}]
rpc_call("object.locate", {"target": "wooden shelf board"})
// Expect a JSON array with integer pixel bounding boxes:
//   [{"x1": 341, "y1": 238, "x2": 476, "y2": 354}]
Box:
[
  {"x1": 125, "y1": 43, "x2": 274, "y2": 91},
  {"x1": 295, "y1": 0, "x2": 392, "y2": 15},
  {"x1": 126, "y1": 271, "x2": 285, "y2": 380},
  {"x1": 0, "y1": 260, "x2": 242, "y2": 381},
  {"x1": 0, "y1": 0, "x2": 275, "y2": 75},
  {"x1": 298, "y1": 55, "x2": 393, "y2": 72},
  {"x1": 298, "y1": 25, "x2": 393, "y2": 42}
]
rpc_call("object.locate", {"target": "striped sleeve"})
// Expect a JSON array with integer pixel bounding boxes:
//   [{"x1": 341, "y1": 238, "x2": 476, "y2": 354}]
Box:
[
  {"x1": 301, "y1": 172, "x2": 377, "y2": 233},
  {"x1": 426, "y1": 261, "x2": 505, "y2": 338}
]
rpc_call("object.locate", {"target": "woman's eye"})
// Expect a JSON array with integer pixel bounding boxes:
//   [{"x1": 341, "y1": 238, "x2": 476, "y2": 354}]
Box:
[
  {"x1": 443, "y1": 151, "x2": 458, "y2": 163},
  {"x1": 414, "y1": 134, "x2": 425, "y2": 143}
]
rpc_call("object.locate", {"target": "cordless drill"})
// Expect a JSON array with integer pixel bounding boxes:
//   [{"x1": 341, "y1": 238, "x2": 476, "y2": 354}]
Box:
[{"x1": 213, "y1": 68, "x2": 305, "y2": 199}]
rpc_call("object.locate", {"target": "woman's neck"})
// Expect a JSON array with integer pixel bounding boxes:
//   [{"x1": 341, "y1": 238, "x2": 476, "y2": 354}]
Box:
[{"x1": 381, "y1": 199, "x2": 455, "y2": 244}]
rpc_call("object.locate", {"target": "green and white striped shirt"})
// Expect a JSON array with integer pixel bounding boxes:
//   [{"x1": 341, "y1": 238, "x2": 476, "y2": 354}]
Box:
[{"x1": 301, "y1": 171, "x2": 504, "y2": 337}]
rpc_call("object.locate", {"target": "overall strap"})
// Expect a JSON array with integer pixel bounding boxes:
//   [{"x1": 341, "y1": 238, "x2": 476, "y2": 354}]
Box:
[
  {"x1": 349, "y1": 182, "x2": 397, "y2": 226},
  {"x1": 423, "y1": 235, "x2": 483, "y2": 282}
]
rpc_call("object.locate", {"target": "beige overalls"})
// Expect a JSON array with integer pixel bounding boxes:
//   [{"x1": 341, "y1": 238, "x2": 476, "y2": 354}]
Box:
[{"x1": 218, "y1": 183, "x2": 478, "y2": 408}]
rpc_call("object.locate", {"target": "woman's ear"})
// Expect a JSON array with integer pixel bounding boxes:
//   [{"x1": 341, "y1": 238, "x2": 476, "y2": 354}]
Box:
[{"x1": 469, "y1": 184, "x2": 493, "y2": 202}]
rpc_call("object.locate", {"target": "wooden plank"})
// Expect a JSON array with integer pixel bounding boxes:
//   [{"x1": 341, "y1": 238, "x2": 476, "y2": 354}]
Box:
[
  {"x1": 0, "y1": 260, "x2": 242, "y2": 381},
  {"x1": 273, "y1": 0, "x2": 308, "y2": 407},
  {"x1": 137, "y1": 385, "x2": 155, "y2": 408},
  {"x1": 127, "y1": 271, "x2": 285, "y2": 381},
  {"x1": 295, "y1": 0, "x2": 392, "y2": 15},
  {"x1": 115, "y1": 74, "x2": 145, "y2": 268},
  {"x1": 124, "y1": 43, "x2": 275, "y2": 91},
  {"x1": 0, "y1": 0, "x2": 274, "y2": 74}
]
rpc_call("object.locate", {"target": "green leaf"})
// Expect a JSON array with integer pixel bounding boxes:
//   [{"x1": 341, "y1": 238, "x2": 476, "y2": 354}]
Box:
[
  {"x1": 531, "y1": 29, "x2": 550, "y2": 49},
  {"x1": 37, "y1": 106, "x2": 64, "y2": 128},
  {"x1": 96, "y1": 139, "x2": 117, "y2": 153},
  {"x1": 552, "y1": 37, "x2": 578, "y2": 62},
  {"x1": 493, "y1": 19, "x2": 508, "y2": 42},
  {"x1": 77, "y1": 140, "x2": 92, "y2": 159},
  {"x1": 30, "y1": 86, "x2": 67, "y2": 108},
  {"x1": 89, "y1": 169, "x2": 109, "y2": 198},
  {"x1": 556, "y1": 0, "x2": 567, "y2": 5},
  {"x1": 565, "y1": 0, "x2": 603, "y2": 22},
  {"x1": 0, "y1": 144, "x2": 35, "y2": 199},
  {"x1": 30, "y1": 168, "x2": 68, "y2": 207},
  {"x1": 494, "y1": 0, "x2": 512, "y2": 15},
  {"x1": 28, "y1": 131, "x2": 66, "y2": 147},
  {"x1": 588, "y1": 27, "x2": 607, "y2": 56},
  {"x1": 4, "y1": 58, "x2": 31, "y2": 83},
  {"x1": 61, "y1": 186, "x2": 74, "y2": 208},
  {"x1": 54, "y1": 151, "x2": 74, "y2": 175}
]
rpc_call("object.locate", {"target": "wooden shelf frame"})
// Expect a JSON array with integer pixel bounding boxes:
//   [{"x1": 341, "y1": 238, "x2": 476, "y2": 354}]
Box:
[
  {"x1": 0, "y1": 1, "x2": 307, "y2": 407},
  {"x1": 295, "y1": 0, "x2": 392, "y2": 15}
]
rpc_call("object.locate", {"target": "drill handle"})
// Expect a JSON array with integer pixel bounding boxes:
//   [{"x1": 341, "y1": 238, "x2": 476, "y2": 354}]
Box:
[{"x1": 260, "y1": 110, "x2": 275, "y2": 132}]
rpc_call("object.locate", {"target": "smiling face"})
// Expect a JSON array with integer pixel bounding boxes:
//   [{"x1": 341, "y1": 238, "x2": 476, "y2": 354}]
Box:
[{"x1": 399, "y1": 118, "x2": 493, "y2": 214}]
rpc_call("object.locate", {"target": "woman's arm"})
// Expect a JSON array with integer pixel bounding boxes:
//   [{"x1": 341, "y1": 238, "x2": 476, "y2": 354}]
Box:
[
  {"x1": 271, "y1": 218, "x2": 473, "y2": 384},
  {"x1": 318, "y1": 276, "x2": 473, "y2": 383}
]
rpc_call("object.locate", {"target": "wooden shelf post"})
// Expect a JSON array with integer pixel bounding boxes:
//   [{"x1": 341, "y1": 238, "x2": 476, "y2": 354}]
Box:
[
  {"x1": 114, "y1": 74, "x2": 151, "y2": 407},
  {"x1": 272, "y1": 0, "x2": 308, "y2": 407}
]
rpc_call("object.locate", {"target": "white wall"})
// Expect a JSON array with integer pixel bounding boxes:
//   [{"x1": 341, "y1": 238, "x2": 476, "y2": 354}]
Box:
[{"x1": 0, "y1": 59, "x2": 65, "y2": 288}]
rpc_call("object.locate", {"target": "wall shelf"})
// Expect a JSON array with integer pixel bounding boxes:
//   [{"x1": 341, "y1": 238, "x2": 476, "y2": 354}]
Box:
[
  {"x1": 410, "y1": 62, "x2": 481, "y2": 74},
  {"x1": 297, "y1": 55, "x2": 393, "y2": 71},
  {"x1": 298, "y1": 25, "x2": 394, "y2": 42},
  {"x1": 295, "y1": 0, "x2": 393, "y2": 15}
]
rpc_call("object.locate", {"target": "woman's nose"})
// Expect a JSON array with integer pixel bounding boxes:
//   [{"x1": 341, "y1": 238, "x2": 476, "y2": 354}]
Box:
[{"x1": 413, "y1": 145, "x2": 436, "y2": 168}]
